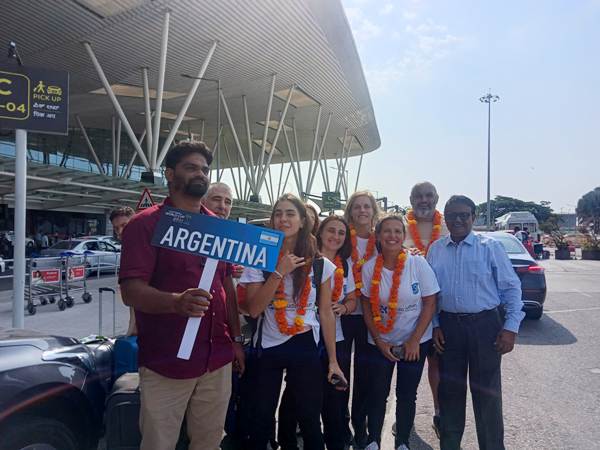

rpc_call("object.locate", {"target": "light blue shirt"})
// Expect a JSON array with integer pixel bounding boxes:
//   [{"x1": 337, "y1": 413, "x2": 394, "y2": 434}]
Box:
[{"x1": 426, "y1": 231, "x2": 524, "y2": 333}]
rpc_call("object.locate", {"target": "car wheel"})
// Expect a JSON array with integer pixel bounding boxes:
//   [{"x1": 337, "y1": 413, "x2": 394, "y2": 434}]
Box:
[
  {"x1": 527, "y1": 306, "x2": 543, "y2": 320},
  {"x1": 0, "y1": 416, "x2": 79, "y2": 450}
]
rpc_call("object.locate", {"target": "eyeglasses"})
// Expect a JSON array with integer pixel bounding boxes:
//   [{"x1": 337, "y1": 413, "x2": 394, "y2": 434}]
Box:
[{"x1": 445, "y1": 212, "x2": 472, "y2": 222}]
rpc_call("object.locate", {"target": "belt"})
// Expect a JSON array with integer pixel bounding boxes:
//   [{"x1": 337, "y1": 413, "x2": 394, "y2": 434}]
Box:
[{"x1": 440, "y1": 308, "x2": 498, "y2": 321}]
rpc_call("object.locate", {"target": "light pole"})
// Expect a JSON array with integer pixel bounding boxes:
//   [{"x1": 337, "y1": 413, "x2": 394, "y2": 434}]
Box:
[{"x1": 480, "y1": 91, "x2": 500, "y2": 230}]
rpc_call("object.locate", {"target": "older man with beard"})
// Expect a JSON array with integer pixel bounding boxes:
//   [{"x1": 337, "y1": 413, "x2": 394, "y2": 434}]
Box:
[
  {"x1": 119, "y1": 142, "x2": 244, "y2": 450},
  {"x1": 403, "y1": 181, "x2": 448, "y2": 438}
]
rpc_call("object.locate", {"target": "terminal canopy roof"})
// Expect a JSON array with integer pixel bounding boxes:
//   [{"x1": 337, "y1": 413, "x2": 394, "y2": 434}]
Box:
[{"x1": 2, "y1": 0, "x2": 380, "y2": 168}]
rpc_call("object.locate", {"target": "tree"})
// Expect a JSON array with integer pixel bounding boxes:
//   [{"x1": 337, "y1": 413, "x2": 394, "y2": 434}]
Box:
[
  {"x1": 576, "y1": 187, "x2": 600, "y2": 234},
  {"x1": 540, "y1": 214, "x2": 568, "y2": 248},
  {"x1": 476, "y1": 196, "x2": 554, "y2": 223}
]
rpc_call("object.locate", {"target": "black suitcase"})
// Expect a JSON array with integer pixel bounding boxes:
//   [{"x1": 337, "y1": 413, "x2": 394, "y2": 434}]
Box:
[{"x1": 105, "y1": 372, "x2": 142, "y2": 450}]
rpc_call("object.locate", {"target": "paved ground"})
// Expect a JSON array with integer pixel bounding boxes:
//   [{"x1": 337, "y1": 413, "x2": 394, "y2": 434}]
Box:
[{"x1": 1, "y1": 259, "x2": 599, "y2": 449}]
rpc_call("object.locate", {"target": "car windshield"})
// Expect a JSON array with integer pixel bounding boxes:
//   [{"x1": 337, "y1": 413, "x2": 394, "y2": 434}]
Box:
[
  {"x1": 49, "y1": 241, "x2": 81, "y2": 250},
  {"x1": 492, "y1": 235, "x2": 526, "y2": 254}
]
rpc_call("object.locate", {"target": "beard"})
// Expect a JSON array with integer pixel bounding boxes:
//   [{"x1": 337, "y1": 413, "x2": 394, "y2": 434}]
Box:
[
  {"x1": 413, "y1": 205, "x2": 435, "y2": 220},
  {"x1": 172, "y1": 174, "x2": 209, "y2": 198}
]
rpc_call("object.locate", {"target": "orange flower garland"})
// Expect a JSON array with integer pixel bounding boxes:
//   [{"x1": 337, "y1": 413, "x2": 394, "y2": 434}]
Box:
[
  {"x1": 273, "y1": 263, "x2": 312, "y2": 336},
  {"x1": 350, "y1": 225, "x2": 377, "y2": 296},
  {"x1": 406, "y1": 210, "x2": 443, "y2": 255},
  {"x1": 332, "y1": 256, "x2": 345, "y2": 302},
  {"x1": 370, "y1": 251, "x2": 407, "y2": 334}
]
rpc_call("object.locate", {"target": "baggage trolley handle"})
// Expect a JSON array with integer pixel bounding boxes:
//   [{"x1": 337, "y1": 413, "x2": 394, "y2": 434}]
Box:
[{"x1": 98, "y1": 287, "x2": 117, "y2": 337}]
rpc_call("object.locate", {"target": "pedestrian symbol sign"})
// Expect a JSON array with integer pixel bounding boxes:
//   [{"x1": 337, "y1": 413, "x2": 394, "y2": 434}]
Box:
[{"x1": 136, "y1": 188, "x2": 155, "y2": 210}]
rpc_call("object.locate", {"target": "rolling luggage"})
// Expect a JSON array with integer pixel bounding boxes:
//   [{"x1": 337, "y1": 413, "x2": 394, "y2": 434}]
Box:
[
  {"x1": 114, "y1": 335, "x2": 138, "y2": 380},
  {"x1": 105, "y1": 373, "x2": 142, "y2": 450}
]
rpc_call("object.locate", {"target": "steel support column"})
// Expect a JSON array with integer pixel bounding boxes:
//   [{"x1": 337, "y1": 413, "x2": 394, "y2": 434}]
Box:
[
  {"x1": 306, "y1": 105, "x2": 322, "y2": 194},
  {"x1": 83, "y1": 42, "x2": 150, "y2": 169},
  {"x1": 223, "y1": 138, "x2": 241, "y2": 198},
  {"x1": 354, "y1": 148, "x2": 364, "y2": 192},
  {"x1": 292, "y1": 118, "x2": 303, "y2": 194},
  {"x1": 76, "y1": 115, "x2": 106, "y2": 175},
  {"x1": 335, "y1": 129, "x2": 349, "y2": 192},
  {"x1": 123, "y1": 128, "x2": 147, "y2": 178},
  {"x1": 307, "y1": 112, "x2": 331, "y2": 194},
  {"x1": 257, "y1": 74, "x2": 276, "y2": 185},
  {"x1": 242, "y1": 95, "x2": 257, "y2": 185},
  {"x1": 141, "y1": 67, "x2": 154, "y2": 160},
  {"x1": 156, "y1": 41, "x2": 218, "y2": 167},
  {"x1": 12, "y1": 129, "x2": 26, "y2": 328},
  {"x1": 151, "y1": 10, "x2": 170, "y2": 169},
  {"x1": 282, "y1": 125, "x2": 302, "y2": 195}
]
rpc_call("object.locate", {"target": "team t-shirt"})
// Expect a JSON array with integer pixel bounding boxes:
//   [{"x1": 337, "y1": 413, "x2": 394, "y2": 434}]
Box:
[
  {"x1": 240, "y1": 258, "x2": 336, "y2": 348},
  {"x1": 361, "y1": 253, "x2": 440, "y2": 346},
  {"x1": 330, "y1": 263, "x2": 355, "y2": 341},
  {"x1": 350, "y1": 235, "x2": 378, "y2": 315}
]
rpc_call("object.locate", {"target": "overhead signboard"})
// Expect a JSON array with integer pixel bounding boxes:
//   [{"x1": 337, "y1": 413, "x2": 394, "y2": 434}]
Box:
[
  {"x1": 0, "y1": 65, "x2": 69, "y2": 135},
  {"x1": 322, "y1": 191, "x2": 342, "y2": 210},
  {"x1": 136, "y1": 188, "x2": 155, "y2": 210}
]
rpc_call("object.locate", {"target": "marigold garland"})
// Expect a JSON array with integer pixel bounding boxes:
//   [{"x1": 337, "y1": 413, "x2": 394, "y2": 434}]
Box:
[
  {"x1": 350, "y1": 225, "x2": 376, "y2": 296},
  {"x1": 406, "y1": 210, "x2": 443, "y2": 255},
  {"x1": 273, "y1": 260, "x2": 312, "y2": 336},
  {"x1": 332, "y1": 256, "x2": 345, "y2": 303},
  {"x1": 370, "y1": 251, "x2": 407, "y2": 334}
]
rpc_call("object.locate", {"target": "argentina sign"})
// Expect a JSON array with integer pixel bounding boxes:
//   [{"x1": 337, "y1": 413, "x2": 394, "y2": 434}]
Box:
[{"x1": 151, "y1": 206, "x2": 283, "y2": 271}]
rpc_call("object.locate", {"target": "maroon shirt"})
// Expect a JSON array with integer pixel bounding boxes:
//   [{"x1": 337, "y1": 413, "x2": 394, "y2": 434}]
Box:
[{"x1": 119, "y1": 198, "x2": 234, "y2": 379}]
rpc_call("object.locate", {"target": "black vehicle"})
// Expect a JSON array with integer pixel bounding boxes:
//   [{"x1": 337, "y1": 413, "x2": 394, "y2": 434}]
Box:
[
  {"x1": 0, "y1": 329, "x2": 113, "y2": 450},
  {"x1": 482, "y1": 231, "x2": 547, "y2": 319}
]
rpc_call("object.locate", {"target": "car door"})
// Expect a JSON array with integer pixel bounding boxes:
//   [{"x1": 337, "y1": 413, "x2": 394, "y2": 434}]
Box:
[{"x1": 99, "y1": 242, "x2": 120, "y2": 271}]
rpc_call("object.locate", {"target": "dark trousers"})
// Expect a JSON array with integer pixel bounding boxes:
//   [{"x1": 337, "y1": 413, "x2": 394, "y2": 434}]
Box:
[
  {"x1": 366, "y1": 341, "x2": 430, "y2": 447},
  {"x1": 339, "y1": 314, "x2": 370, "y2": 444},
  {"x1": 278, "y1": 340, "x2": 352, "y2": 450},
  {"x1": 439, "y1": 309, "x2": 505, "y2": 450},
  {"x1": 248, "y1": 331, "x2": 324, "y2": 450}
]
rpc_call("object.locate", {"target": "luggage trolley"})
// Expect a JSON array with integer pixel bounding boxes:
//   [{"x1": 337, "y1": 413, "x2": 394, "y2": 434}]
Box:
[
  {"x1": 62, "y1": 251, "x2": 93, "y2": 306},
  {"x1": 26, "y1": 256, "x2": 66, "y2": 315}
]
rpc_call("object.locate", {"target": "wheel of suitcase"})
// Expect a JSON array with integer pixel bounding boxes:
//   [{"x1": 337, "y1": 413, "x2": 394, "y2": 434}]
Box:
[
  {"x1": 48, "y1": 296, "x2": 56, "y2": 304},
  {"x1": 40, "y1": 297, "x2": 48, "y2": 306},
  {"x1": 66, "y1": 296, "x2": 74, "y2": 308},
  {"x1": 27, "y1": 303, "x2": 36, "y2": 315},
  {"x1": 58, "y1": 299, "x2": 66, "y2": 311},
  {"x1": 82, "y1": 292, "x2": 92, "y2": 303}
]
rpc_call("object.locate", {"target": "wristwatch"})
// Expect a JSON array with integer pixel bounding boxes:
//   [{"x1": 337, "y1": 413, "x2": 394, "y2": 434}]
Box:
[{"x1": 233, "y1": 335, "x2": 244, "y2": 344}]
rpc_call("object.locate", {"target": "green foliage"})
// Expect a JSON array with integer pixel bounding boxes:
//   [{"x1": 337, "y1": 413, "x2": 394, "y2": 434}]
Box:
[
  {"x1": 576, "y1": 187, "x2": 600, "y2": 235},
  {"x1": 476, "y1": 196, "x2": 554, "y2": 223},
  {"x1": 540, "y1": 214, "x2": 568, "y2": 248}
]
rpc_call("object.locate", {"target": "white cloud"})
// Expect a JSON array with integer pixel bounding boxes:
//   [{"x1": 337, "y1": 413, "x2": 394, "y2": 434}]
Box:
[
  {"x1": 345, "y1": 6, "x2": 383, "y2": 44},
  {"x1": 379, "y1": 3, "x2": 394, "y2": 15}
]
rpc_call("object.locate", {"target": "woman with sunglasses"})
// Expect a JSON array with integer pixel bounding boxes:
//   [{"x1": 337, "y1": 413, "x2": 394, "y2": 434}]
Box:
[
  {"x1": 360, "y1": 214, "x2": 440, "y2": 450},
  {"x1": 341, "y1": 190, "x2": 381, "y2": 447},
  {"x1": 240, "y1": 194, "x2": 347, "y2": 450}
]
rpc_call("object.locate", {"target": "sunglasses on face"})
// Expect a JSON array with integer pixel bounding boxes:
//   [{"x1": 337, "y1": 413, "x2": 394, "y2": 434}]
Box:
[{"x1": 445, "y1": 212, "x2": 472, "y2": 222}]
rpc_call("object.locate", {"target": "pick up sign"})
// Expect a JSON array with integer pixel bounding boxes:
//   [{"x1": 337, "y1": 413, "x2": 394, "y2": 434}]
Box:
[{"x1": 152, "y1": 206, "x2": 283, "y2": 359}]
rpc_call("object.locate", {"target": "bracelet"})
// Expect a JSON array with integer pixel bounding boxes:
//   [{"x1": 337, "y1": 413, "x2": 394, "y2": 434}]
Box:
[{"x1": 272, "y1": 270, "x2": 283, "y2": 280}]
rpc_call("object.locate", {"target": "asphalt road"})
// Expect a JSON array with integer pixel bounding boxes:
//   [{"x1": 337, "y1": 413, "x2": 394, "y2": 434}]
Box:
[{"x1": 1, "y1": 259, "x2": 599, "y2": 449}]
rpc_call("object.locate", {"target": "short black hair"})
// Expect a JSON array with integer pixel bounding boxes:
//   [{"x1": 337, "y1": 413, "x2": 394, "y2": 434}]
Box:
[
  {"x1": 165, "y1": 141, "x2": 213, "y2": 169},
  {"x1": 444, "y1": 195, "x2": 476, "y2": 215},
  {"x1": 109, "y1": 206, "x2": 135, "y2": 222}
]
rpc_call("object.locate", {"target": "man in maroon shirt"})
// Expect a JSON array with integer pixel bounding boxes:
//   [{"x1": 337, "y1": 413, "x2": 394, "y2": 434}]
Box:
[{"x1": 119, "y1": 141, "x2": 244, "y2": 450}]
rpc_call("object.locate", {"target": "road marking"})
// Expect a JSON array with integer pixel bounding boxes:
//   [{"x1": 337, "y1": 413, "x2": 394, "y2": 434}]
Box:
[
  {"x1": 571, "y1": 288, "x2": 592, "y2": 298},
  {"x1": 545, "y1": 306, "x2": 600, "y2": 314}
]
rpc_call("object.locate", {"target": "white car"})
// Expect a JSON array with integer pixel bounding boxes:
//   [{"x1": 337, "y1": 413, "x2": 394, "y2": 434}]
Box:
[
  {"x1": 40, "y1": 239, "x2": 120, "y2": 273},
  {"x1": 83, "y1": 235, "x2": 122, "y2": 251}
]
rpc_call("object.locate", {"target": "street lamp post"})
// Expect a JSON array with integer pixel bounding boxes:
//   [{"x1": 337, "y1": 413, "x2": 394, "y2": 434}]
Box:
[{"x1": 479, "y1": 91, "x2": 500, "y2": 231}]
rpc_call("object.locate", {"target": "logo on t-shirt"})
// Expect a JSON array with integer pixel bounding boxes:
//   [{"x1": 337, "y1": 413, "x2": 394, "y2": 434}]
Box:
[{"x1": 411, "y1": 282, "x2": 420, "y2": 295}]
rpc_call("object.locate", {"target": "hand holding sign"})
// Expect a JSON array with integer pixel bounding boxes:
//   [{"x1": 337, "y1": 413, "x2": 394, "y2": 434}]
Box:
[
  {"x1": 152, "y1": 206, "x2": 283, "y2": 360},
  {"x1": 174, "y1": 288, "x2": 212, "y2": 317}
]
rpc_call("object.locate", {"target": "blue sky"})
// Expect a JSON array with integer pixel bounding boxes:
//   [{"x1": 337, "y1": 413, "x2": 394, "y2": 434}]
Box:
[{"x1": 338, "y1": 0, "x2": 600, "y2": 213}]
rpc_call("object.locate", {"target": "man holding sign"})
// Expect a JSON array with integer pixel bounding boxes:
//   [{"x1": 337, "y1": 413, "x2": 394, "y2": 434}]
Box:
[{"x1": 119, "y1": 142, "x2": 244, "y2": 450}]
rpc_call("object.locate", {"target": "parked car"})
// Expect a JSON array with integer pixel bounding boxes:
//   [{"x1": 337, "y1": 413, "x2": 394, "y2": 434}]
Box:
[
  {"x1": 481, "y1": 231, "x2": 547, "y2": 319},
  {"x1": 0, "y1": 231, "x2": 35, "y2": 248},
  {"x1": 83, "y1": 235, "x2": 121, "y2": 251},
  {"x1": 0, "y1": 329, "x2": 113, "y2": 450},
  {"x1": 40, "y1": 239, "x2": 120, "y2": 273}
]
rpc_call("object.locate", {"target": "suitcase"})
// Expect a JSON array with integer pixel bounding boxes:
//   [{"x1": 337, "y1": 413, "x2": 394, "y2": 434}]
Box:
[
  {"x1": 105, "y1": 373, "x2": 142, "y2": 450},
  {"x1": 113, "y1": 335, "x2": 138, "y2": 380}
]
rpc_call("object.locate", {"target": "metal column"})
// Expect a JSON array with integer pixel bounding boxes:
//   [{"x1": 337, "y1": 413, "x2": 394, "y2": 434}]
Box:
[
  {"x1": 151, "y1": 10, "x2": 171, "y2": 169},
  {"x1": 12, "y1": 129, "x2": 27, "y2": 328}
]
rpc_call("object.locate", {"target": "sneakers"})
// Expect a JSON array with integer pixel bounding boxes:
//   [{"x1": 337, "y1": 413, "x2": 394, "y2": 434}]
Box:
[
  {"x1": 364, "y1": 442, "x2": 380, "y2": 450},
  {"x1": 432, "y1": 414, "x2": 441, "y2": 439}
]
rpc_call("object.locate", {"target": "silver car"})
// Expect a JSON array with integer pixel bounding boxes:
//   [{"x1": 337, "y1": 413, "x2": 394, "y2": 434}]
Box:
[{"x1": 40, "y1": 239, "x2": 120, "y2": 273}]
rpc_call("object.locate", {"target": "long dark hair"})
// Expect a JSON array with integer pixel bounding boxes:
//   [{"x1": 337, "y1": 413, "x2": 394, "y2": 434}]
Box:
[
  {"x1": 317, "y1": 215, "x2": 352, "y2": 261},
  {"x1": 305, "y1": 203, "x2": 320, "y2": 236},
  {"x1": 270, "y1": 193, "x2": 318, "y2": 298}
]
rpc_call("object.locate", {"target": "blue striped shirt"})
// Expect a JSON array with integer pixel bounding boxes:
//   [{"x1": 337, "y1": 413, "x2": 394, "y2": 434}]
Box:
[{"x1": 426, "y1": 231, "x2": 524, "y2": 333}]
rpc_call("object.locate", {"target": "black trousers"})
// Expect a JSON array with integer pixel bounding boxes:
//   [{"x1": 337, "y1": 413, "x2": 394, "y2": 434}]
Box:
[
  {"x1": 439, "y1": 309, "x2": 505, "y2": 450},
  {"x1": 248, "y1": 331, "x2": 324, "y2": 450},
  {"x1": 278, "y1": 339, "x2": 352, "y2": 450},
  {"x1": 339, "y1": 314, "x2": 370, "y2": 444},
  {"x1": 366, "y1": 341, "x2": 430, "y2": 447}
]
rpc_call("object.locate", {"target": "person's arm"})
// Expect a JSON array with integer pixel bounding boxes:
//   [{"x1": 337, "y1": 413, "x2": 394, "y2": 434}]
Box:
[
  {"x1": 403, "y1": 295, "x2": 436, "y2": 361},
  {"x1": 242, "y1": 253, "x2": 305, "y2": 318},
  {"x1": 361, "y1": 295, "x2": 398, "y2": 362},
  {"x1": 318, "y1": 278, "x2": 347, "y2": 388},
  {"x1": 224, "y1": 275, "x2": 245, "y2": 374},
  {"x1": 120, "y1": 278, "x2": 211, "y2": 316}
]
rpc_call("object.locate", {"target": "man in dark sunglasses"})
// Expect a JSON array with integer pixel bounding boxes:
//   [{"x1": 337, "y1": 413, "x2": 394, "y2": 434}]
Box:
[{"x1": 426, "y1": 195, "x2": 524, "y2": 450}]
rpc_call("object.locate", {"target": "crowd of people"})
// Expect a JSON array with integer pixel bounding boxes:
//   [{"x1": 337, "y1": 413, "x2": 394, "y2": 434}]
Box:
[{"x1": 117, "y1": 141, "x2": 524, "y2": 450}]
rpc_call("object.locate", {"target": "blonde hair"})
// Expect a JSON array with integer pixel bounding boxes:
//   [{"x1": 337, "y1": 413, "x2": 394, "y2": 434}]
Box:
[{"x1": 344, "y1": 190, "x2": 381, "y2": 228}]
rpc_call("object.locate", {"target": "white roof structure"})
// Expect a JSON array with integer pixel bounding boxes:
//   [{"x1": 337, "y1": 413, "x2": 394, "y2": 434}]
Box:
[{"x1": 495, "y1": 211, "x2": 539, "y2": 227}]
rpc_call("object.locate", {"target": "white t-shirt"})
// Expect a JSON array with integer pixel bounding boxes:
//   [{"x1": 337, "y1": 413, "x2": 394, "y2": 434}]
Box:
[
  {"x1": 240, "y1": 258, "x2": 336, "y2": 349},
  {"x1": 350, "y1": 235, "x2": 378, "y2": 315},
  {"x1": 360, "y1": 254, "x2": 440, "y2": 346},
  {"x1": 330, "y1": 262, "x2": 355, "y2": 342}
]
